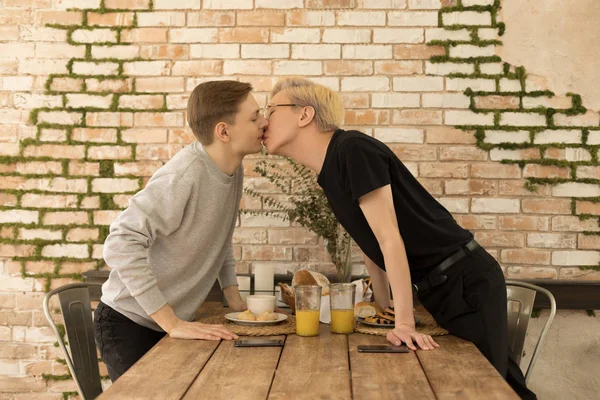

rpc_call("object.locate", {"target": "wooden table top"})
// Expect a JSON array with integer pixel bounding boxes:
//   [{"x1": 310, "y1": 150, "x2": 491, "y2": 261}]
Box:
[{"x1": 98, "y1": 303, "x2": 519, "y2": 400}]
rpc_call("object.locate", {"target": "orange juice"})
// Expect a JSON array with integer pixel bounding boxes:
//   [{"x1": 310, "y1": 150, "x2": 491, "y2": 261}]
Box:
[
  {"x1": 331, "y1": 309, "x2": 354, "y2": 334},
  {"x1": 295, "y1": 310, "x2": 320, "y2": 336}
]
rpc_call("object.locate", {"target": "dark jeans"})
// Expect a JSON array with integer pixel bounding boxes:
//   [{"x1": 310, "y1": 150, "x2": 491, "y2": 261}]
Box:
[
  {"x1": 94, "y1": 302, "x2": 166, "y2": 382},
  {"x1": 418, "y1": 246, "x2": 537, "y2": 400}
]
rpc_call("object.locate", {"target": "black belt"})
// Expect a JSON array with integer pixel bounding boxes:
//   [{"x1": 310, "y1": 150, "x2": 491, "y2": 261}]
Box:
[{"x1": 412, "y1": 239, "x2": 480, "y2": 293}]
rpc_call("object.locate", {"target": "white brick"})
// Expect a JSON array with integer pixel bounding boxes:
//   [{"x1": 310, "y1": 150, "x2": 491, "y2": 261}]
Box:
[
  {"x1": 42, "y1": 244, "x2": 89, "y2": 259},
  {"x1": 408, "y1": 0, "x2": 442, "y2": 9},
  {"x1": 527, "y1": 233, "x2": 576, "y2": 249},
  {"x1": 123, "y1": 61, "x2": 169, "y2": 76},
  {"x1": 272, "y1": 28, "x2": 320, "y2": 43},
  {"x1": 499, "y1": 78, "x2": 521, "y2": 92},
  {"x1": 588, "y1": 131, "x2": 600, "y2": 145},
  {"x1": 72, "y1": 62, "x2": 119, "y2": 75},
  {"x1": 72, "y1": 29, "x2": 117, "y2": 44},
  {"x1": 66, "y1": 94, "x2": 112, "y2": 109},
  {"x1": 446, "y1": 78, "x2": 496, "y2": 92},
  {"x1": 554, "y1": 111, "x2": 600, "y2": 127},
  {"x1": 422, "y1": 93, "x2": 470, "y2": 108},
  {"x1": 0, "y1": 210, "x2": 38, "y2": 224},
  {"x1": 203, "y1": 0, "x2": 251, "y2": 9},
  {"x1": 118, "y1": 95, "x2": 164, "y2": 109},
  {"x1": 577, "y1": 166, "x2": 600, "y2": 179},
  {"x1": 522, "y1": 96, "x2": 572, "y2": 109},
  {"x1": 273, "y1": 61, "x2": 321, "y2": 76},
  {"x1": 534, "y1": 130, "x2": 582, "y2": 144},
  {"x1": 24, "y1": 178, "x2": 88, "y2": 193},
  {"x1": 54, "y1": 0, "x2": 100, "y2": 8},
  {"x1": 479, "y1": 63, "x2": 504, "y2": 74},
  {"x1": 343, "y1": 45, "x2": 392, "y2": 59},
  {"x1": 241, "y1": 213, "x2": 289, "y2": 227},
  {"x1": 373, "y1": 128, "x2": 423, "y2": 143},
  {"x1": 342, "y1": 77, "x2": 389, "y2": 92},
  {"x1": 35, "y1": 43, "x2": 86, "y2": 59},
  {"x1": 13, "y1": 94, "x2": 62, "y2": 109},
  {"x1": 291, "y1": 44, "x2": 339, "y2": 59},
  {"x1": 392, "y1": 76, "x2": 442, "y2": 92},
  {"x1": 389, "y1": 11, "x2": 438, "y2": 26},
  {"x1": 463, "y1": 0, "x2": 495, "y2": 5},
  {"x1": 323, "y1": 29, "x2": 371, "y2": 43},
  {"x1": 443, "y1": 11, "x2": 492, "y2": 26},
  {"x1": 372, "y1": 93, "x2": 419, "y2": 108},
  {"x1": 450, "y1": 44, "x2": 496, "y2": 58},
  {"x1": 224, "y1": 60, "x2": 272, "y2": 75},
  {"x1": 425, "y1": 62, "x2": 474, "y2": 75},
  {"x1": 136, "y1": 12, "x2": 184, "y2": 26},
  {"x1": 484, "y1": 130, "x2": 529, "y2": 144},
  {"x1": 310, "y1": 77, "x2": 340, "y2": 91},
  {"x1": 338, "y1": 11, "x2": 386, "y2": 26},
  {"x1": 191, "y1": 44, "x2": 239, "y2": 59},
  {"x1": 1, "y1": 76, "x2": 34, "y2": 91},
  {"x1": 153, "y1": 0, "x2": 200, "y2": 8},
  {"x1": 38, "y1": 112, "x2": 83, "y2": 125},
  {"x1": 437, "y1": 197, "x2": 470, "y2": 213},
  {"x1": 20, "y1": 26, "x2": 66, "y2": 42},
  {"x1": 358, "y1": 0, "x2": 407, "y2": 8},
  {"x1": 0, "y1": 43, "x2": 34, "y2": 58},
  {"x1": 565, "y1": 149, "x2": 592, "y2": 162},
  {"x1": 92, "y1": 178, "x2": 140, "y2": 193},
  {"x1": 478, "y1": 28, "x2": 499, "y2": 40},
  {"x1": 445, "y1": 110, "x2": 494, "y2": 125},
  {"x1": 19, "y1": 59, "x2": 68, "y2": 74},
  {"x1": 552, "y1": 251, "x2": 600, "y2": 266},
  {"x1": 91, "y1": 45, "x2": 140, "y2": 59},
  {"x1": 256, "y1": 0, "x2": 303, "y2": 8},
  {"x1": 19, "y1": 228, "x2": 63, "y2": 241},
  {"x1": 287, "y1": 11, "x2": 335, "y2": 26},
  {"x1": 471, "y1": 198, "x2": 520, "y2": 213},
  {"x1": 426, "y1": 28, "x2": 471, "y2": 42},
  {"x1": 552, "y1": 183, "x2": 600, "y2": 198},
  {"x1": 373, "y1": 28, "x2": 423, "y2": 44},
  {"x1": 169, "y1": 28, "x2": 218, "y2": 43},
  {"x1": 0, "y1": 276, "x2": 34, "y2": 292},
  {"x1": 500, "y1": 112, "x2": 546, "y2": 127}
]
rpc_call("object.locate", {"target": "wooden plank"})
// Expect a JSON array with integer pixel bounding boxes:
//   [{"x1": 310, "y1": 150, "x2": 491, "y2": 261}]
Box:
[
  {"x1": 183, "y1": 335, "x2": 283, "y2": 400},
  {"x1": 349, "y1": 334, "x2": 436, "y2": 400},
  {"x1": 98, "y1": 337, "x2": 219, "y2": 400},
  {"x1": 268, "y1": 324, "x2": 352, "y2": 400},
  {"x1": 417, "y1": 335, "x2": 520, "y2": 400}
]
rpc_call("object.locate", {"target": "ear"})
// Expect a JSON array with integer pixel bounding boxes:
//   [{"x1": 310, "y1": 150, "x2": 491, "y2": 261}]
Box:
[
  {"x1": 214, "y1": 122, "x2": 230, "y2": 143},
  {"x1": 298, "y1": 106, "x2": 315, "y2": 128}
]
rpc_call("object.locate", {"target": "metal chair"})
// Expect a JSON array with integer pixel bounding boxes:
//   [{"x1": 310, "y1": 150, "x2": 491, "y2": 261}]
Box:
[
  {"x1": 505, "y1": 280, "x2": 557, "y2": 383},
  {"x1": 43, "y1": 283, "x2": 104, "y2": 400}
]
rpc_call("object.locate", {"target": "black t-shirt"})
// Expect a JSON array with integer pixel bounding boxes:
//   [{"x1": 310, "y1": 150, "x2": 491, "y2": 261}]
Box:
[{"x1": 317, "y1": 129, "x2": 473, "y2": 282}]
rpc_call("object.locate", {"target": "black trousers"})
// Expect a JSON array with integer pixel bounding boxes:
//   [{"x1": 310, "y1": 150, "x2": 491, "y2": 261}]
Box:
[
  {"x1": 94, "y1": 301, "x2": 166, "y2": 382},
  {"x1": 418, "y1": 246, "x2": 537, "y2": 400}
]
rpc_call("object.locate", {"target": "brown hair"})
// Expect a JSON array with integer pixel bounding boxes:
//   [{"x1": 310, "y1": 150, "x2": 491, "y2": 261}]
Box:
[{"x1": 187, "y1": 80, "x2": 253, "y2": 145}]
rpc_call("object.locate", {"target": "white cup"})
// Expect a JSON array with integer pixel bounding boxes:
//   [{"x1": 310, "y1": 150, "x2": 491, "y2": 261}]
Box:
[{"x1": 246, "y1": 295, "x2": 276, "y2": 315}]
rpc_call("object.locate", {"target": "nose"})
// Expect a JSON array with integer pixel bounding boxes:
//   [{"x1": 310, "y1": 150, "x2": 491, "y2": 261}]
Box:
[{"x1": 260, "y1": 117, "x2": 269, "y2": 130}]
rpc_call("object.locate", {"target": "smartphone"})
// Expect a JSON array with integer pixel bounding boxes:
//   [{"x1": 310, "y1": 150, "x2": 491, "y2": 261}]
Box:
[
  {"x1": 234, "y1": 339, "x2": 284, "y2": 348},
  {"x1": 357, "y1": 345, "x2": 409, "y2": 353}
]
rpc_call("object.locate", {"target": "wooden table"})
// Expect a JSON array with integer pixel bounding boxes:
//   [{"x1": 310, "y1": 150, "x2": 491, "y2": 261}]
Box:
[{"x1": 98, "y1": 303, "x2": 519, "y2": 400}]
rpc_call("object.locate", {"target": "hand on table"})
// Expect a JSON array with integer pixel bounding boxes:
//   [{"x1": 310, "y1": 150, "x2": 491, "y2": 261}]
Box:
[
  {"x1": 386, "y1": 323, "x2": 439, "y2": 351},
  {"x1": 169, "y1": 320, "x2": 238, "y2": 341}
]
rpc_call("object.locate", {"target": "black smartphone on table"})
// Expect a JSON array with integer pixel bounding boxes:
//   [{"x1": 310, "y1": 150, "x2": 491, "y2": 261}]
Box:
[
  {"x1": 234, "y1": 339, "x2": 284, "y2": 348},
  {"x1": 357, "y1": 345, "x2": 409, "y2": 353}
]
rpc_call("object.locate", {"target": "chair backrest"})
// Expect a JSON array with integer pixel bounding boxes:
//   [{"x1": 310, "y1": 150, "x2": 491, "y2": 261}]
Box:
[
  {"x1": 505, "y1": 280, "x2": 557, "y2": 383},
  {"x1": 43, "y1": 283, "x2": 104, "y2": 400}
]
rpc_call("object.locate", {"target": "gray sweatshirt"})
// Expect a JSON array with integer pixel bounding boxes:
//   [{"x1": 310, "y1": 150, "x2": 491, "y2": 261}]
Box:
[{"x1": 101, "y1": 141, "x2": 242, "y2": 331}]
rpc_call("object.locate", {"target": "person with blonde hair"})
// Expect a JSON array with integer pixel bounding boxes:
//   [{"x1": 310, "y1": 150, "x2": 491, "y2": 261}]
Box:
[{"x1": 261, "y1": 77, "x2": 535, "y2": 400}]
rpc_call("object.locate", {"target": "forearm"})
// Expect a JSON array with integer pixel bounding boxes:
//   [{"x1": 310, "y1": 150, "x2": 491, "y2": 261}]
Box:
[
  {"x1": 363, "y1": 255, "x2": 392, "y2": 310},
  {"x1": 150, "y1": 303, "x2": 182, "y2": 334},
  {"x1": 380, "y1": 241, "x2": 414, "y2": 326},
  {"x1": 222, "y1": 285, "x2": 246, "y2": 312}
]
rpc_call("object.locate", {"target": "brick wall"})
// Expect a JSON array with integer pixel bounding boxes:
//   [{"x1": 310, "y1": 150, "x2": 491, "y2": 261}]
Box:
[{"x1": 0, "y1": 0, "x2": 598, "y2": 398}]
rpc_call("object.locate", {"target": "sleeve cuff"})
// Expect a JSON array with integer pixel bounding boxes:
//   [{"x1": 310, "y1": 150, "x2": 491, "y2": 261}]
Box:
[{"x1": 133, "y1": 285, "x2": 167, "y2": 316}]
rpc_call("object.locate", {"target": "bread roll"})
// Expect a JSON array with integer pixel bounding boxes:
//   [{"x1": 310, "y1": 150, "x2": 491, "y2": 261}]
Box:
[
  {"x1": 291, "y1": 270, "x2": 330, "y2": 296},
  {"x1": 354, "y1": 301, "x2": 383, "y2": 318}
]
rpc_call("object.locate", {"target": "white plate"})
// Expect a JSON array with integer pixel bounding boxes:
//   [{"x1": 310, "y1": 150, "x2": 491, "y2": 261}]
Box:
[{"x1": 225, "y1": 312, "x2": 288, "y2": 326}]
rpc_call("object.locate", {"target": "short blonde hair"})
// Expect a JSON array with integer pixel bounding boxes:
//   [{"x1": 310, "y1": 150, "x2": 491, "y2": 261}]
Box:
[{"x1": 271, "y1": 77, "x2": 344, "y2": 132}]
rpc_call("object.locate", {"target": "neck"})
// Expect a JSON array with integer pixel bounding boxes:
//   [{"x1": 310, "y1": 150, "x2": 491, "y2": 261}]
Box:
[
  {"x1": 203, "y1": 143, "x2": 243, "y2": 176},
  {"x1": 279, "y1": 129, "x2": 336, "y2": 175}
]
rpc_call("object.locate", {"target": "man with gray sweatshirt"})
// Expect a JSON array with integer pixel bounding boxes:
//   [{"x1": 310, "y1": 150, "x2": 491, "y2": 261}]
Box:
[{"x1": 94, "y1": 80, "x2": 269, "y2": 382}]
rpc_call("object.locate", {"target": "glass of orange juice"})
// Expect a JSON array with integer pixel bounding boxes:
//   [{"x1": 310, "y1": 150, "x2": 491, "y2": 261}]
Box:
[
  {"x1": 330, "y1": 283, "x2": 356, "y2": 334},
  {"x1": 294, "y1": 285, "x2": 322, "y2": 337}
]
